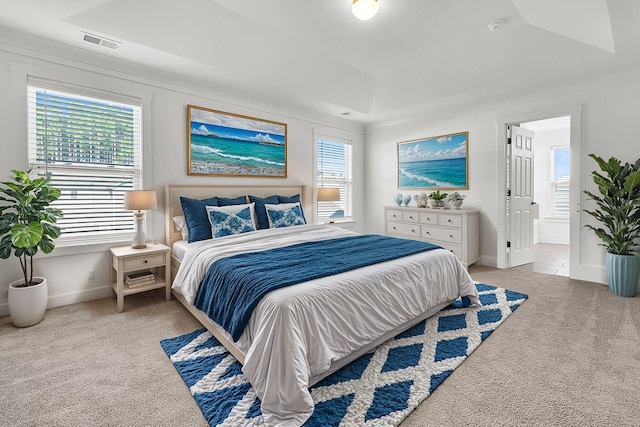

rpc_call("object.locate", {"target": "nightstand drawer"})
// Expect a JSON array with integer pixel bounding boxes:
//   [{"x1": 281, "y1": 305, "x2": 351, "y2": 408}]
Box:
[{"x1": 123, "y1": 253, "x2": 165, "y2": 271}]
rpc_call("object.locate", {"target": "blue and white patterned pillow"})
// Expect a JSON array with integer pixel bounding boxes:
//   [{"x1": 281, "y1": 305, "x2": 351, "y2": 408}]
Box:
[
  {"x1": 265, "y1": 203, "x2": 306, "y2": 228},
  {"x1": 206, "y1": 204, "x2": 256, "y2": 238}
]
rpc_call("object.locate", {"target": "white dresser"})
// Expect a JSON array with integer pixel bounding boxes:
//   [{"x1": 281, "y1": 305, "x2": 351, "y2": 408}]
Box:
[{"x1": 385, "y1": 206, "x2": 480, "y2": 268}]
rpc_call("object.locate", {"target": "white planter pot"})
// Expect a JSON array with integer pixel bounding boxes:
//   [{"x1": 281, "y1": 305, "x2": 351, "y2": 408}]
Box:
[{"x1": 8, "y1": 277, "x2": 48, "y2": 327}]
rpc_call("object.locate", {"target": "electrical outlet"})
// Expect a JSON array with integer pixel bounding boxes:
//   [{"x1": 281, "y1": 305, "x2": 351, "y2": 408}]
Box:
[{"x1": 88, "y1": 270, "x2": 95, "y2": 279}]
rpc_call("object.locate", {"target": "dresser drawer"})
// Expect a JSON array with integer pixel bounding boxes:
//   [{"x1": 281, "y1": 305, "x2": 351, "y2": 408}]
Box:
[
  {"x1": 438, "y1": 214, "x2": 462, "y2": 228},
  {"x1": 440, "y1": 243, "x2": 463, "y2": 259},
  {"x1": 421, "y1": 226, "x2": 463, "y2": 244},
  {"x1": 402, "y1": 211, "x2": 419, "y2": 223},
  {"x1": 419, "y1": 212, "x2": 437, "y2": 225},
  {"x1": 386, "y1": 209, "x2": 403, "y2": 221},
  {"x1": 123, "y1": 253, "x2": 165, "y2": 271},
  {"x1": 387, "y1": 222, "x2": 421, "y2": 238}
]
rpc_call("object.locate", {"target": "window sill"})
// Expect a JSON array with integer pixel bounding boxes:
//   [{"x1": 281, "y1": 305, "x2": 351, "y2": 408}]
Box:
[{"x1": 34, "y1": 236, "x2": 134, "y2": 259}]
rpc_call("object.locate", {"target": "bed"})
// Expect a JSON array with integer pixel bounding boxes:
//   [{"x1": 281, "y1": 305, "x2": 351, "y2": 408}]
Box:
[{"x1": 165, "y1": 184, "x2": 479, "y2": 426}]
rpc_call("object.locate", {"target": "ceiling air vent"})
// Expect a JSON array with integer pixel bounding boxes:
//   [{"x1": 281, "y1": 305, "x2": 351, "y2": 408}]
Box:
[{"x1": 82, "y1": 32, "x2": 121, "y2": 50}]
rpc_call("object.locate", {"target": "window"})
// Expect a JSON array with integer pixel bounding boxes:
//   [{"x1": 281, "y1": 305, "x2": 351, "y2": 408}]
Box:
[
  {"x1": 316, "y1": 136, "x2": 353, "y2": 222},
  {"x1": 550, "y1": 146, "x2": 570, "y2": 217},
  {"x1": 27, "y1": 80, "x2": 142, "y2": 243}
]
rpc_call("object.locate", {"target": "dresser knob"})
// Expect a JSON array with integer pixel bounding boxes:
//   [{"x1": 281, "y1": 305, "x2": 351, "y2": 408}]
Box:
[
  {"x1": 448, "y1": 219, "x2": 452, "y2": 223},
  {"x1": 411, "y1": 229, "x2": 415, "y2": 233},
  {"x1": 449, "y1": 235, "x2": 453, "y2": 238},
  {"x1": 409, "y1": 216, "x2": 413, "y2": 219},
  {"x1": 427, "y1": 217, "x2": 431, "y2": 221},
  {"x1": 144, "y1": 260, "x2": 148, "y2": 263},
  {"x1": 393, "y1": 226, "x2": 397, "y2": 230},
  {"x1": 426, "y1": 231, "x2": 430, "y2": 235}
]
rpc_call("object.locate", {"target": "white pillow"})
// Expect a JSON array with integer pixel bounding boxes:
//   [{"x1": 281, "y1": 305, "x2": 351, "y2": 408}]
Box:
[
  {"x1": 264, "y1": 202, "x2": 306, "y2": 228},
  {"x1": 205, "y1": 203, "x2": 257, "y2": 238},
  {"x1": 172, "y1": 215, "x2": 189, "y2": 241}
]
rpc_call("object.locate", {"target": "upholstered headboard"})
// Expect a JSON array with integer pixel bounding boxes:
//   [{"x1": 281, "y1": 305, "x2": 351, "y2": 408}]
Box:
[{"x1": 164, "y1": 184, "x2": 308, "y2": 249}]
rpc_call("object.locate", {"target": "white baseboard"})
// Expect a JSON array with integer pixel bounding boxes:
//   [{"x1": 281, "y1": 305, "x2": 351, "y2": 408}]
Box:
[{"x1": 0, "y1": 285, "x2": 112, "y2": 318}]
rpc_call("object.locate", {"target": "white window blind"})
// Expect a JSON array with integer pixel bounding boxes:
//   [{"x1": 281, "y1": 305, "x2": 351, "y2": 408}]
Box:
[
  {"x1": 551, "y1": 147, "x2": 570, "y2": 217},
  {"x1": 316, "y1": 137, "x2": 353, "y2": 222},
  {"x1": 27, "y1": 82, "x2": 142, "y2": 241}
]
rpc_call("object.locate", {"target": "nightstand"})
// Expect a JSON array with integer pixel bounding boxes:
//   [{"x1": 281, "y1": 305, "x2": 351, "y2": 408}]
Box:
[{"x1": 110, "y1": 243, "x2": 171, "y2": 312}]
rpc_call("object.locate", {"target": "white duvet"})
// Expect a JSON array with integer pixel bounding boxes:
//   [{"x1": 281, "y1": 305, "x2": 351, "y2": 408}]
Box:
[{"x1": 172, "y1": 224, "x2": 479, "y2": 426}]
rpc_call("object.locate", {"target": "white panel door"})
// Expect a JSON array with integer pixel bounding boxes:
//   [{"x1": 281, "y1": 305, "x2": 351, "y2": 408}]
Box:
[{"x1": 509, "y1": 126, "x2": 535, "y2": 267}]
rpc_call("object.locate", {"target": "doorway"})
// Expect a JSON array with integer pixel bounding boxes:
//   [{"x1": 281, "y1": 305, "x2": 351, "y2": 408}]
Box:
[
  {"x1": 519, "y1": 116, "x2": 570, "y2": 276},
  {"x1": 496, "y1": 104, "x2": 582, "y2": 277}
]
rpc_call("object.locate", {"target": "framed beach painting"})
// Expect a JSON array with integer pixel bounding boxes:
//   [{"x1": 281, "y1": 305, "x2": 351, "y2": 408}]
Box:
[
  {"x1": 187, "y1": 105, "x2": 287, "y2": 177},
  {"x1": 397, "y1": 131, "x2": 468, "y2": 190}
]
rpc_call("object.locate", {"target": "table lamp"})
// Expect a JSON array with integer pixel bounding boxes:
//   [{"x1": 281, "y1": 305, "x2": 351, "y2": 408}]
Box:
[{"x1": 124, "y1": 190, "x2": 157, "y2": 249}]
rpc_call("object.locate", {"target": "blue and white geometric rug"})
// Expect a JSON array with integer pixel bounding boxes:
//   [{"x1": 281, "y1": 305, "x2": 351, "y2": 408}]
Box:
[{"x1": 161, "y1": 283, "x2": 527, "y2": 426}]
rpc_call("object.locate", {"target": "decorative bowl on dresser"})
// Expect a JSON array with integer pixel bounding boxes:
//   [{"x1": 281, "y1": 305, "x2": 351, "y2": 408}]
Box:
[{"x1": 385, "y1": 206, "x2": 479, "y2": 268}]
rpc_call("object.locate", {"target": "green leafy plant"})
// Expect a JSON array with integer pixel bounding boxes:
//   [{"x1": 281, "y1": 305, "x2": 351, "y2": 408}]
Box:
[
  {"x1": 584, "y1": 154, "x2": 640, "y2": 255},
  {"x1": 428, "y1": 190, "x2": 448, "y2": 201},
  {"x1": 0, "y1": 170, "x2": 63, "y2": 286}
]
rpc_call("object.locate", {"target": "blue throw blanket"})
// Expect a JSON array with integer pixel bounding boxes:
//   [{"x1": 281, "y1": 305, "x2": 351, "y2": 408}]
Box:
[{"x1": 194, "y1": 234, "x2": 442, "y2": 341}]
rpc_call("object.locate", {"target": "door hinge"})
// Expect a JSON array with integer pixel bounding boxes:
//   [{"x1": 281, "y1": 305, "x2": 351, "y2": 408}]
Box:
[
  {"x1": 507, "y1": 137, "x2": 512, "y2": 145},
  {"x1": 507, "y1": 241, "x2": 511, "y2": 248},
  {"x1": 507, "y1": 189, "x2": 511, "y2": 197}
]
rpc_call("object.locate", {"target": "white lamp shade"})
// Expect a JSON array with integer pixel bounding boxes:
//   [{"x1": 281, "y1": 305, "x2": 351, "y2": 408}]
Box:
[
  {"x1": 124, "y1": 190, "x2": 157, "y2": 211},
  {"x1": 317, "y1": 187, "x2": 341, "y2": 202},
  {"x1": 352, "y1": 0, "x2": 379, "y2": 20}
]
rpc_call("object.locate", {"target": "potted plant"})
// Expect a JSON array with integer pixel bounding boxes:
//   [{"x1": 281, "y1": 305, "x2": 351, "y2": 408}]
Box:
[
  {"x1": 584, "y1": 154, "x2": 640, "y2": 297},
  {"x1": 428, "y1": 190, "x2": 448, "y2": 208},
  {"x1": 447, "y1": 192, "x2": 465, "y2": 209},
  {"x1": 0, "y1": 170, "x2": 62, "y2": 326}
]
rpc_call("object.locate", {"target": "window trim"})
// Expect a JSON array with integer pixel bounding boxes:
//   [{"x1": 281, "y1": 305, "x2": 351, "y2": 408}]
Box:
[
  {"x1": 10, "y1": 61, "x2": 154, "y2": 254},
  {"x1": 314, "y1": 132, "x2": 354, "y2": 224}
]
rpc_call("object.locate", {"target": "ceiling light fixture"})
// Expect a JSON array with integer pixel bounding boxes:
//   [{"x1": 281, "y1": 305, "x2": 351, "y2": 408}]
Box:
[{"x1": 351, "y1": 0, "x2": 379, "y2": 21}]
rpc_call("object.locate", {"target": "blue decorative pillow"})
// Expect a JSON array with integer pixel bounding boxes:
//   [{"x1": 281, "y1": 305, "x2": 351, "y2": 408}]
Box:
[
  {"x1": 218, "y1": 196, "x2": 247, "y2": 206},
  {"x1": 265, "y1": 203, "x2": 306, "y2": 228},
  {"x1": 206, "y1": 204, "x2": 256, "y2": 238},
  {"x1": 277, "y1": 194, "x2": 300, "y2": 204},
  {"x1": 248, "y1": 195, "x2": 279, "y2": 230},
  {"x1": 276, "y1": 194, "x2": 306, "y2": 223},
  {"x1": 180, "y1": 196, "x2": 219, "y2": 243}
]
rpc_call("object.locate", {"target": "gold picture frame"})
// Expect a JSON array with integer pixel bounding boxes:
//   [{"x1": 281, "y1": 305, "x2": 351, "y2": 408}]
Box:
[{"x1": 187, "y1": 105, "x2": 287, "y2": 177}]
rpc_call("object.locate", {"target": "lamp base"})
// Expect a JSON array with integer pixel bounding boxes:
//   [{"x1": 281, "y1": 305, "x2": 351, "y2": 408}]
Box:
[{"x1": 132, "y1": 211, "x2": 147, "y2": 250}]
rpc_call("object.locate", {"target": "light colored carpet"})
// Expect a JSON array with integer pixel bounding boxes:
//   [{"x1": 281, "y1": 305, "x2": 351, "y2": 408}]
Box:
[{"x1": 1, "y1": 266, "x2": 639, "y2": 426}]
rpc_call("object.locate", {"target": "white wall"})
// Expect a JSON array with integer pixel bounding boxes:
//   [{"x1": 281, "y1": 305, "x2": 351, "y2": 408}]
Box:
[
  {"x1": 0, "y1": 32, "x2": 365, "y2": 316},
  {"x1": 364, "y1": 76, "x2": 640, "y2": 291}
]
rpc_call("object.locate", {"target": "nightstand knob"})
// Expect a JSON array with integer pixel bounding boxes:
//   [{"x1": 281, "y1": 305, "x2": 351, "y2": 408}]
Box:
[{"x1": 144, "y1": 260, "x2": 148, "y2": 263}]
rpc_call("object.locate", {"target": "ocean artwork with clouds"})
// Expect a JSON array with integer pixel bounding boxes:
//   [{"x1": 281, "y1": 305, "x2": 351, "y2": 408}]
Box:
[
  {"x1": 397, "y1": 131, "x2": 468, "y2": 190},
  {"x1": 188, "y1": 105, "x2": 287, "y2": 177}
]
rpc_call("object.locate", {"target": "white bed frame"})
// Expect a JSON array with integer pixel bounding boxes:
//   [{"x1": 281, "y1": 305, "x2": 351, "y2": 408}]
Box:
[{"x1": 164, "y1": 184, "x2": 452, "y2": 385}]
